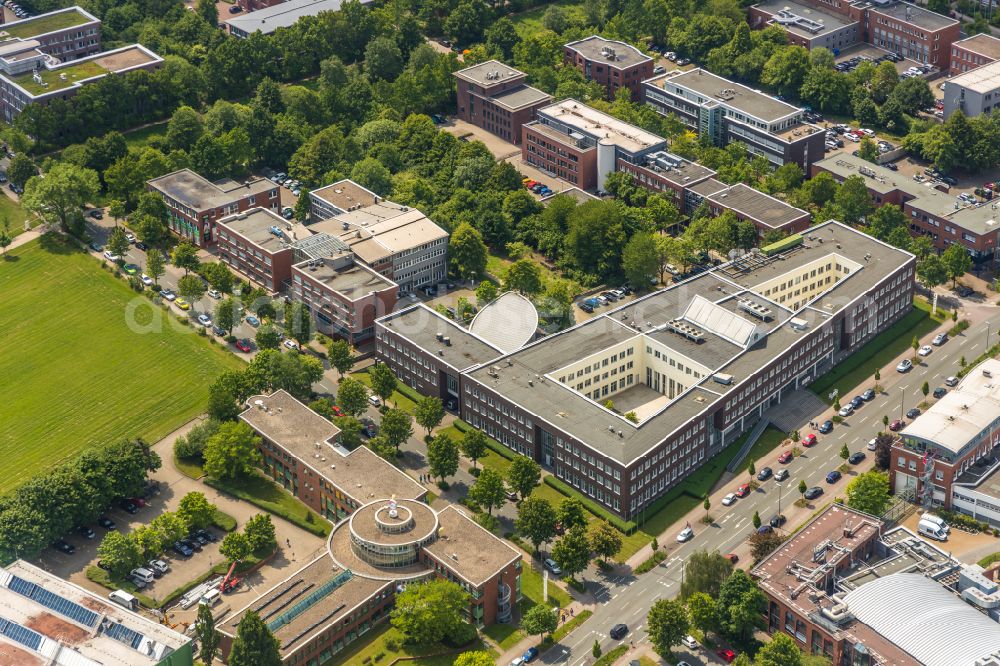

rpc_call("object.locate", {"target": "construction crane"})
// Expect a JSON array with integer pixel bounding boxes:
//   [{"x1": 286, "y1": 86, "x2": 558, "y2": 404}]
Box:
[{"x1": 220, "y1": 561, "x2": 241, "y2": 593}]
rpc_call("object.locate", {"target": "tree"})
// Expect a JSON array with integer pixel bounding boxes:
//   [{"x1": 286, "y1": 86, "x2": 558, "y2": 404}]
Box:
[
  {"x1": 370, "y1": 363, "x2": 398, "y2": 406},
  {"x1": 178, "y1": 274, "x2": 207, "y2": 306},
  {"x1": 917, "y1": 255, "x2": 948, "y2": 288},
  {"x1": 557, "y1": 498, "x2": 587, "y2": 531},
  {"x1": 798, "y1": 479, "x2": 808, "y2": 500},
  {"x1": 146, "y1": 249, "x2": 165, "y2": 286},
  {"x1": 284, "y1": 301, "x2": 313, "y2": 346},
  {"x1": 454, "y1": 652, "x2": 495, "y2": 666},
  {"x1": 107, "y1": 226, "x2": 129, "y2": 260},
  {"x1": 414, "y1": 396, "x2": 444, "y2": 436},
  {"x1": 858, "y1": 137, "x2": 880, "y2": 162},
  {"x1": 475, "y1": 280, "x2": 498, "y2": 306},
  {"x1": 172, "y1": 242, "x2": 200, "y2": 275},
  {"x1": 846, "y1": 470, "x2": 891, "y2": 516},
  {"x1": 588, "y1": 521, "x2": 622, "y2": 562},
  {"x1": 942, "y1": 243, "x2": 973, "y2": 286},
  {"x1": 552, "y1": 526, "x2": 590, "y2": 581},
  {"x1": 449, "y1": 222, "x2": 488, "y2": 279},
  {"x1": 177, "y1": 492, "x2": 215, "y2": 531},
  {"x1": 840, "y1": 443, "x2": 850, "y2": 463},
  {"x1": 460, "y1": 429, "x2": 487, "y2": 470},
  {"x1": 592, "y1": 640, "x2": 602, "y2": 658},
  {"x1": 328, "y1": 339, "x2": 354, "y2": 378},
  {"x1": 748, "y1": 459, "x2": 756, "y2": 478},
  {"x1": 203, "y1": 422, "x2": 261, "y2": 481},
  {"x1": 215, "y1": 298, "x2": 239, "y2": 334},
  {"x1": 873, "y1": 432, "x2": 894, "y2": 471},
  {"x1": 96, "y1": 530, "x2": 142, "y2": 578},
  {"x1": 522, "y1": 604, "x2": 558, "y2": 642},
  {"x1": 228, "y1": 610, "x2": 281, "y2": 666},
  {"x1": 622, "y1": 232, "x2": 659, "y2": 288},
  {"x1": 256, "y1": 325, "x2": 281, "y2": 350},
  {"x1": 336, "y1": 377, "x2": 369, "y2": 417},
  {"x1": 752, "y1": 511, "x2": 761, "y2": 529},
  {"x1": 293, "y1": 188, "x2": 311, "y2": 222},
  {"x1": 108, "y1": 199, "x2": 126, "y2": 227},
  {"x1": 427, "y1": 433, "x2": 459, "y2": 483},
  {"x1": 7, "y1": 153, "x2": 35, "y2": 188},
  {"x1": 203, "y1": 262, "x2": 234, "y2": 294},
  {"x1": 0, "y1": 221, "x2": 10, "y2": 257},
  {"x1": 686, "y1": 591, "x2": 718, "y2": 636},
  {"x1": 507, "y1": 455, "x2": 541, "y2": 501},
  {"x1": 391, "y1": 579, "x2": 470, "y2": 645},
  {"x1": 761, "y1": 46, "x2": 810, "y2": 97},
  {"x1": 922, "y1": 380, "x2": 930, "y2": 397},
  {"x1": 365, "y1": 36, "x2": 404, "y2": 81},
  {"x1": 835, "y1": 175, "x2": 874, "y2": 225},
  {"x1": 380, "y1": 408, "x2": 413, "y2": 451},
  {"x1": 516, "y1": 496, "x2": 557, "y2": 553},
  {"x1": 647, "y1": 598, "x2": 690, "y2": 659},
  {"x1": 505, "y1": 258, "x2": 544, "y2": 295},
  {"x1": 244, "y1": 513, "x2": 276, "y2": 553},
  {"x1": 681, "y1": 549, "x2": 734, "y2": 599},
  {"x1": 755, "y1": 632, "x2": 803, "y2": 666},
  {"x1": 196, "y1": 603, "x2": 220, "y2": 666},
  {"x1": 469, "y1": 467, "x2": 507, "y2": 516},
  {"x1": 749, "y1": 531, "x2": 785, "y2": 560},
  {"x1": 716, "y1": 569, "x2": 765, "y2": 641},
  {"x1": 167, "y1": 106, "x2": 205, "y2": 151},
  {"x1": 220, "y1": 531, "x2": 252, "y2": 562}
]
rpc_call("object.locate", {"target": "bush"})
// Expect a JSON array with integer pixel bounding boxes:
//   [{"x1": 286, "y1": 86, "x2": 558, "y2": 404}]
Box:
[
  {"x1": 444, "y1": 622, "x2": 477, "y2": 648},
  {"x1": 949, "y1": 319, "x2": 970, "y2": 336},
  {"x1": 634, "y1": 549, "x2": 667, "y2": 574},
  {"x1": 474, "y1": 512, "x2": 499, "y2": 533},
  {"x1": 437, "y1": 480, "x2": 450, "y2": 491}
]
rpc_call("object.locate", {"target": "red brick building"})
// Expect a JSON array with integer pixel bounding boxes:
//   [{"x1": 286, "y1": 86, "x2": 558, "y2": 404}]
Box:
[
  {"x1": 453, "y1": 60, "x2": 552, "y2": 144},
  {"x1": 563, "y1": 35, "x2": 653, "y2": 101},
  {"x1": 950, "y1": 33, "x2": 1000, "y2": 75},
  {"x1": 216, "y1": 207, "x2": 298, "y2": 293}
]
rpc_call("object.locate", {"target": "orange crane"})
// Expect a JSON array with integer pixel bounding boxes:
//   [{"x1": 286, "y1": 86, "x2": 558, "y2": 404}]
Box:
[{"x1": 220, "y1": 561, "x2": 241, "y2": 593}]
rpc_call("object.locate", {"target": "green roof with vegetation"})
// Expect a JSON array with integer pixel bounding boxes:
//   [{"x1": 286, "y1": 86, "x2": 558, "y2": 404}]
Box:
[
  {"x1": 1, "y1": 8, "x2": 93, "y2": 40},
  {"x1": 11, "y1": 58, "x2": 106, "y2": 95}
]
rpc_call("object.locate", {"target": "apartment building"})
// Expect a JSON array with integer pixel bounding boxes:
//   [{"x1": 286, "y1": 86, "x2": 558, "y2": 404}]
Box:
[
  {"x1": 812, "y1": 153, "x2": 1000, "y2": 263},
  {"x1": 453, "y1": 60, "x2": 552, "y2": 144},
  {"x1": 643, "y1": 68, "x2": 826, "y2": 170},
  {"x1": 950, "y1": 33, "x2": 1000, "y2": 75},
  {"x1": 146, "y1": 169, "x2": 280, "y2": 247},
  {"x1": 377, "y1": 222, "x2": 915, "y2": 518},
  {"x1": 749, "y1": 0, "x2": 861, "y2": 51},
  {"x1": 228, "y1": 390, "x2": 522, "y2": 664},
  {"x1": 522, "y1": 99, "x2": 667, "y2": 191},
  {"x1": 564, "y1": 36, "x2": 653, "y2": 101},
  {"x1": 943, "y1": 59, "x2": 1000, "y2": 118},
  {"x1": 752, "y1": 504, "x2": 1000, "y2": 666},
  {"x1": 890, "y1": 358, "x2": 1000, "y2": 516}
]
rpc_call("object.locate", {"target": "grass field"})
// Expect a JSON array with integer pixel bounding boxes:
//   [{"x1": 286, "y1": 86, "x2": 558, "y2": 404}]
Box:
[
  {"x1": 330, "y1": 624, "x2": 494, "y2": 666},
  {"x1": 509, "y1": 0, "x2": 587, "y2": 36},
  {"x1": 122, "y1": 121, "x2": 168, "y2": 149},
  {"x1": 0, "y1": 193, "x2": 30, "y2": 237},
  {"x1": 0, "y1": 237, "x2": 242, "y2": 494}
]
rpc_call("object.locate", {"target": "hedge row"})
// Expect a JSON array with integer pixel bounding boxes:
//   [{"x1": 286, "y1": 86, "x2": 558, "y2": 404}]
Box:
[{"x1": 453, "y1": 419, "x2": 517, "y2": 462}]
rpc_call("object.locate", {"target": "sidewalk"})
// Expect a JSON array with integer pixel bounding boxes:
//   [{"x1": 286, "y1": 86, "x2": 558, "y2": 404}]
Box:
[
  {"x1": 4, "y1": 223, "x2": 45, "y2": 253},
  {"x1": 493, "y1": 598, "x2": 597, "y2": 666}
]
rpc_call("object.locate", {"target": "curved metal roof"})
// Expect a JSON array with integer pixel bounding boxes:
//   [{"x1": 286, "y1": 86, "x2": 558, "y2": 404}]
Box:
[
  {"x1": 842, "y1": 573, "x2": 1000, "y2": 666},
  {"x1": 469, "y1": 291, "x2": 538, "y2": 353}
]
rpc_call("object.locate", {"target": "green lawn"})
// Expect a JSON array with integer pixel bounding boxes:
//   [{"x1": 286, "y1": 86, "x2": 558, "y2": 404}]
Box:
[
  {"x1": 0, "y1": 238, "x2": 243, "y2": 494},
  {"x1": 486, "y1": 250, "x2": 566, "y2": 292},
  {"x1": 349, "y1": 371, "x2": 419, "y2": 413},
  {"x1": 206, "y1": 471, "x2": 330, "y2": 536},
  {"x1": 122, "y1": 121, "x2": 169, "y2": 149},
  {"x1": 510, "y1": 0, "x2": 587, "y2": 36},
  {"x1": 736, "y1": 426, "x2": 789, "y2": 473},
  {"x1": 809, "y1": 298, "x2": 944, "y2": 402},
  {"x1": 329, "y1": 624, "x2": 493, "y2": 666},
  {"x1": 0, "y1": 194, "x2": 30, "y2": 236}
]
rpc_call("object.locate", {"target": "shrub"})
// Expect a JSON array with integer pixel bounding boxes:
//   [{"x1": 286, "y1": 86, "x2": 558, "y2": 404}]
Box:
[
  {"x1": 444, "y1": 622, "x2": 477, "y2": 648},
  {"x1": 438, "y1": 480, "x2": 450, "y2": 491},
  {"x1": 634, "y1": 550, "x2": 667, "y2": 574}
]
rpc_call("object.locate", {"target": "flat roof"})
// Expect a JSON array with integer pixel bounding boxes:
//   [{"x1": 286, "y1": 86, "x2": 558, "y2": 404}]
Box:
[
  {"x1": 221, "y1": 555, "x2": 389, "y2": 658},
  {"x1": 637, "y1": 151, "x2": 717, "y2": 188},
  {"x1": 423, "y1": 506, "x2": 519, "y2": 586},
  {"x1": 867, "y1": 0, "x2": 958, "y2": 32},
  {"x1": 900, "y1": 358, "x2": 1000, "y2": 454},
  {"x1": 565, "y1": 35, "x2": 651, "y2": 68},
  {"x1": 0, "y1": 6, "x2": 97, "y2": 41},
  {"x1": 295, "y1": 256, "x2": 396, "y2": 298},
  {"x1": 947, "y1": 58, "x2": 1000, "y2": 94},
  {"x1": 379, "y1": 304, "x2": 503, "y2": 371},
  {"x1": 453, "y1": 59, "x2": 525, "y2": 86},
  {"x1": 0, "y1": 560, "x2": 189, "y2": 666},
  {"x1": 225, "y1": 0, "x2": 370, "y2": 34},
  {"x1": 311, "y1": 201, "x2": 447, "y2": 260},
  {"x1": 492, "y1": 84, "x2": 552, "y2": 110},
  {"x1": 708, "y1": 183, "x2": 810, "y2": 229},
  {"x1": 754, "y1": 0, "x2": 857, "y2": 38},
  {"x1": 8, "y1": 44, "x2": 162, "y2": 96},
  {"x1": 649, "y1": 68, "x2": 801, "y2": 123},
  {"x1": 219, "y1": 207, "x2": 310, "y2": 252},
  {"x1": 538, "y1": 99, "x2": 665, "y2": 153},
  {"x1": 688, "y1": 177, "x2": 729, "y2": 198},
  {"x1": 954, "y1": 33, "x2": 1000, "y2": 60},
  {"x1": 309, "y1": 179, "x2": 378, "y2": 216},
  {"x1": 148, "y1": 169, "x2": 274, "y2": 211},
  {"x1": 541, "y1": 187, "x2": 598, "y2": 204}
]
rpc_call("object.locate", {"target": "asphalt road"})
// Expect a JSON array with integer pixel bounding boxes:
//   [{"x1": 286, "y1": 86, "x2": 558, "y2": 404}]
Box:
[{"x1": 540, "y1": 304, "x2": 1000, "y2": 666}]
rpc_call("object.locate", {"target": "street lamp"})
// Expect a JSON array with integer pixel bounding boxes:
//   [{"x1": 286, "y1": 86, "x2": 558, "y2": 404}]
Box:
[
  {"x1": 900, "y1": 387, "x2": 905, "y2": 421},
  {"x1": 776, "y1": 482, "x2": 783, "y2": 518},
  {"x1": 987, "y1": 321, "x2": 992, "y2": 353}
]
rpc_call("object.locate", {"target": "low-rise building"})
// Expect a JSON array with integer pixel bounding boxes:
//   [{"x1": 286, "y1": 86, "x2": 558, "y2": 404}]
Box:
[
  {"x1": 812, "y1": 153, "x2": 1000, "y2": 263},
  {"x1": 522, "y1": 99, "x2": 667, "y2": 191},
  {"x1": 749, "y1": 0, "x2": 861, "y2": 51},
  {"x1": 944, "y1": 59, "x2": 1000, "y2": 118},
  {"x1": 706, "y1": 183, "x2": 812, "y2": 238},
  {"x1": 216, "y1": 207, "x2": 303, "y2": 292},
  {"x1": 753, "y1": 504, "x2": 1000, "y2": 665},
  {"x1": 235, "y1": 0, "x2": 286, "y2": 12},
  {"x1": 950, "y1": 33, "x2": 1000, "y2": 75},
  {"x1": 0, "y1": 559, "x2": 192, "y2": 666},
  {"x1": 0, "y1": 7, "x2": 101, "y2": 60},
  {"x1": 146, "y1": 169, "x2": 280, "y2": 247},
  {"x1": 307, "y1": 179, "x2": 379, "y2": 220},
  {"x1": 890, "y1": 358, "x2": 1000, "y2": 515},
  {"x1": 643, "y1": 68, "x2": 825, "y2": 170},
  {"x1": 563, "y1": 36, "x2": 653, "y2": 101},
  {"x1": 453, "y1": 60, "x2": 552, "y2": 145},
  {"x1": 225, "y1": 0, "x2": 372, "y2": 37}
]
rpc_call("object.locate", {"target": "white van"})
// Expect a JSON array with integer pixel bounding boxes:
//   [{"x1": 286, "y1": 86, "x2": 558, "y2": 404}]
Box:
[
  {"x1": 130, "y1": 568, "x2": 154, "y2": 584},
  {"x1": 921, "y1": 513, "x2": 949, "y2": 532},
  {"x1": 109, "y1": 589, "x2": 138, "y2": 611},
  {"x1": 200, "y1": 588, "x2": 222, "y2": 607},
  {"x1": 918, "y1": 518, "x2": 948, "y2": 541}
]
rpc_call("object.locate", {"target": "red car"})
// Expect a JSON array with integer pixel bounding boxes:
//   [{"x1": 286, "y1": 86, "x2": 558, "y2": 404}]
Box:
[
  {"x1": 129, "y1": 497, "x2": 147, "y2": 508},
  {"x1": 778, "y1": 450, "x2": 793, "y2": 464},
  {"x1": 524, "y1": 180, "x2": 538, "y2": 189},
  {"x1": 235, "y1": 338, "x2": 253, "y2": 353},
  {"x1": 735, "y1": 483, "x2": 751, "y2": 498},
  {"x1": 801, "y1": 433, "x2": 817, "y2": 447},
  {"x1": 724, "y1": 553, "x2": 739, "y2": 564},
  {"x1": 889, "y1": 419, "x2": 904, "y2": 431},
  {"x1": 717, "y1": 648, "x2": 736, "y2": 663}
]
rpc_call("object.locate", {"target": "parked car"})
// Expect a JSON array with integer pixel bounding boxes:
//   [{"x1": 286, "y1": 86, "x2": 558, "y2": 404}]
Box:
[
  {"x1": 722, "y1": 492, "x2": 738, "y2": 506},
  {"x1": 180, "y1": 538, "x2": 202, "y2": 553},
  {"x1": 175, "y1": 298, "x2": 190, "y2": 311},
  {"x1": 682, "y1": 635, "x2": 700, "y2": 650},
  {"x1": 140, "y1": 273, "x2": 154, "y2": 286},
  {"x1": 757, "y1": 467, "x2": 773, "y2": 481},
  {"x1": 368, "y1": 395, "x2": 381, "y2": 407},
  {"x1": 890, "y1": 419, "x2": 904, "y2": 431},
  {"x1": 207, "y1": 289, "x2": 222, "y2": 299},
  {"x1": 119, "y1": 499, "x2": 139, "y2": 514},
  {"x1": 826, "y1": 470, "x2": 842, "y2": 483},
  {"x1": 862, "y1": 388, "x2": 876, "y2": 401},
  {"x1": 103, "y1": 250, "x2": 120, "y2": 262},
  {"x1": 543, "y1": 558, "x2": 561, "y2": 575},
  {"x1": 769, "y1": 514, "x2": 787, "y2": 528},
  {"x1": 896, "y1": 359, "x2": 912, "y2": 372},
  {"x1": 52, "y1": 539, "x2": 75, "y2": 555},
  {"x1": 77, "y1": 526, "x2": 95, "y2": 540},
  {"x1": 97, "y1": 516, "x2": 116, "y2": 530},
  {"x1": 676, "y1": 57, "x2": 690, "y2": 66},
  {"x1": 148, "y1": 559, "x2": 169, "y2": 576},
  {"x1": 804, "y1": 486, "x2": 824, "y2": 500},
  {"x1": 172, "y1": 541, "x2": 193, "y2": 557},
  {"x1": 868, "y1": 438, "x2": 878, "y2": 451},
  {"x1": 236, "y1": 338, "x2": 253, "y2": 353},
  {"x1": 945, "y1": 376, "x2": 959, "y2": 387},
  {"x1": 818, "y1": 420, "x2": 833, "y2": 434},
  {"x1": 933, "y1": 387, "x2": 947, "y2": 398},
  {"x1": 228, "y1": 4, "x2": 242, "y2": 12},
  {"x1": 778, "y1": 450, "x2": 793, "y2": 463},
  {"x1": 676, "y1": 526, "x2": 694, "y2": 542},
  {"x1": 957, "y1": 285, "x2": 974, "y2": 297},
  {"x1": 610, "y1": 623, "x2": 629, "y2": 640},
  {"x1": 801, "y1": 433, "x2": 817, "y2": 447},
  {"x1": 735, "y1": 483, "x2": 751, "y2": 498},
  {"x1": 245, "y1": 315, "x2": 260, "y2": 327},
  {"x1": 197, "y1": 314, "x2": 212, "y2": 326},
  {"x1": 757, "y1": 525, "x2": 774, "y2": 534},
  {"x1": 850, "y1": 395, "x2": 864, "y2": 409},
  {"x1": 838, "y1": 404, "x2": 854, "y2": 417},
  {"x1": 933, "y1": 333, "x2": 948, "y2": 345},
  {"x1": 906, "y1": 407, "x2": 921, "y2": 419},
  {"x1": 918, "y1": 345, "x2": 932, "y2": 357},
  {"x1": 848, "y1": 452, "x2": 866, "y2": 465},
  {"x1": 160, "y1": 289, "x2": 176, "y2": 301},
  {"x1": 774, "y1": 469, "x2": 789, "y2": 482},
  {"x1": 194, "y1": 528, "x2": 218, "y2": 543},
  {"x1": 717, "y1": 649, "x2": 737, "y2": 663}
]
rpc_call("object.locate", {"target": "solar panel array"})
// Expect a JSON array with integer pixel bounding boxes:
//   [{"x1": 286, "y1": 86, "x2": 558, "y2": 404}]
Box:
[
  {"x1": 268, "y1": 570, "x2": 353, "y2": 632},
  {"x1": 8, "y1": 575, "x2": 100, "y2": 628},
  {"x1": 103, "y1": 620, "x2": 145, "y2": 649},
  {"x1": 0, "y1": 616, "x2": 43, "y2": 651}
]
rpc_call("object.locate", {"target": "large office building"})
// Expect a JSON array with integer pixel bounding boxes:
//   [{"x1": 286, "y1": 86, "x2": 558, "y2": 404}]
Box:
[
  {"x1": 522, "y1": 99, "x2": 667, "y2": 191},
  {"x1": 943, "y1": 59, "x2": 1000, "y2": 118},
  {"x1": 453, "y1": 60, "x2": 552, "y2": 145},
  {"x1": 376, "y1": 222, "x2": 915, "y2": 518},
  {"x1": 0, "y1": 560, "x2": 192, "y2": 666},
  {"x1": 642, "y1": 68, "x2": 826, "y2": 170},
  {"x1": 749, "y1": 0, "x2": 861, "y2": 51},
  {"x1": 950, "y1": 33, "x2": 1000, "y2": 75},
  {"x1": 890, "y1": 358, "x2": 1000, "y2": 519},
  {"x1": 226, "y1": 390, "x2": 522, "y2": 664},
  {"x1": 752, "y1": 504, "x2": 1000, "y2": 666},
  {"x1": 0, "y1": 7, "x2": 100, "y2": 60},
  {"x1": 812, "y1": 153, "x2": 1000, "y2": 263},
  {"x1": 563, "y1": 36, "x2": 653, "y2": 101},
  {"x1": 147, "y1": 169, "x2": 280, "y2": 247}
]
